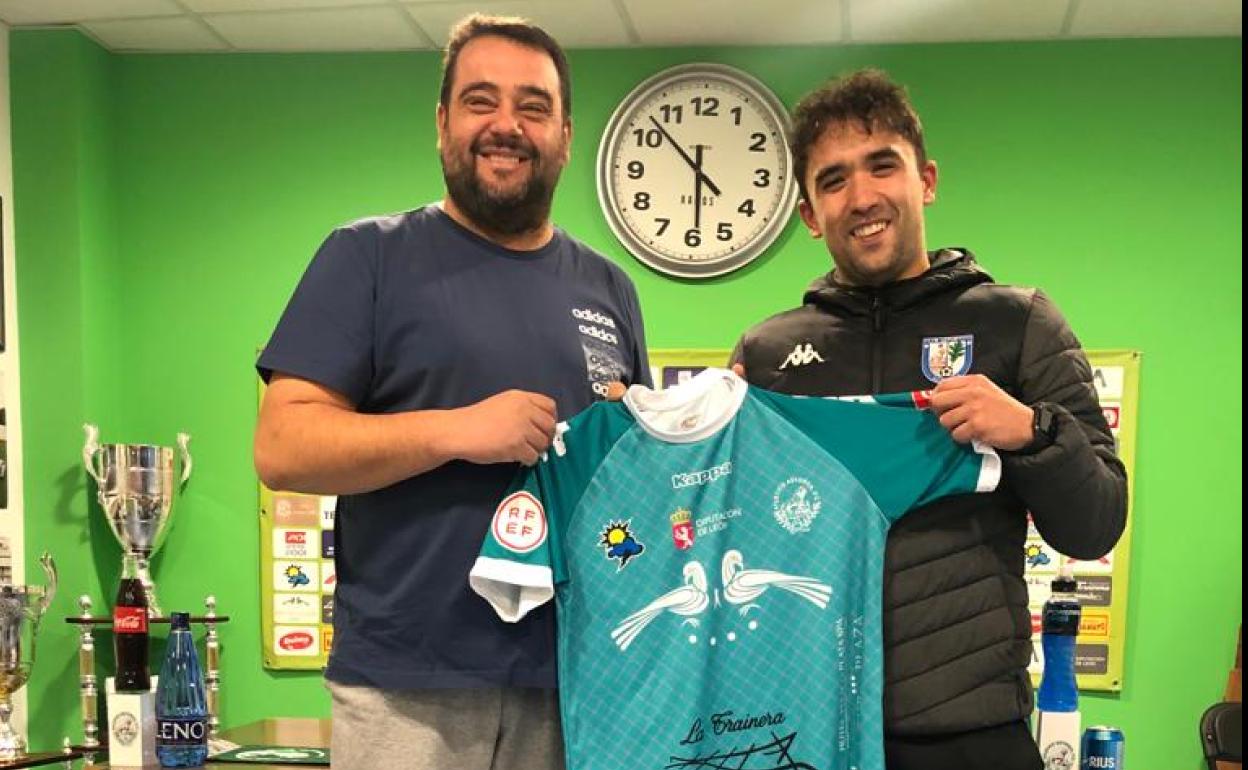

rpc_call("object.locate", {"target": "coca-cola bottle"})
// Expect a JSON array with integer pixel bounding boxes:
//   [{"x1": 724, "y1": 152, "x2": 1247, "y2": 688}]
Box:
[{"x1": 114, "y1": 560, "x2": 151, "y2": 692}]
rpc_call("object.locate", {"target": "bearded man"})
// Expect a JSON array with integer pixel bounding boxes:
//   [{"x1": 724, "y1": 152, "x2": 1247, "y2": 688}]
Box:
[{"x1": 254, "y1": 14, "x2": 651, "y2": 770}]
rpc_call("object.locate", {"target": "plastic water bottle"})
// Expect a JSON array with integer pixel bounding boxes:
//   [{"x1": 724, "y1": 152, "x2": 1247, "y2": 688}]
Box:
[
  {"x1": 1036, "y1": 565, "x2": 1081, "y2": 712},
  {"x1": 155, "y1": 612, "x2": 209, "y2": 767}
]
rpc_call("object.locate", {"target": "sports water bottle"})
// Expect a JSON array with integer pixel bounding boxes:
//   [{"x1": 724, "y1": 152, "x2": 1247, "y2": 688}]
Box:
[
  {"x1": 155, "y1": 612, "x2": 209, "y2": 767},
  {"x1": 1037, "y1": 565, "x2": 1081, "y2": 712}
]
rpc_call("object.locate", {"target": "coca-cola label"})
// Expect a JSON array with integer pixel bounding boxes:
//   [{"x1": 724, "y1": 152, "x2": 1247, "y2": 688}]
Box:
[
  {"x1": 157, "y1": 717, "x2": 207, "y2": 746},
  {"x1": 114, "y1": 606, "x2": 148, "y2": 634}
]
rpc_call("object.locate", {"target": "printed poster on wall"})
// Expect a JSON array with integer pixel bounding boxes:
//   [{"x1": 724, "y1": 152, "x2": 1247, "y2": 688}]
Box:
[
  {"x1": 648, "y1": 348, "x2": 1140, "y2": 693},
  {"x1": 1024, "y1": 349, "x2": 1140, "y2": 693},
  {"x1": 258, "y1": 379, "x2": 337, "y2": 670}
]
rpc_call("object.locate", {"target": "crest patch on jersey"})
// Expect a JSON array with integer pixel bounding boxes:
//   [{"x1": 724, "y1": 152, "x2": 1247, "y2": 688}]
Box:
[
  {"x1": 670, "y1": 508, "x2": 695, "y2": 551},
  {"x1": 491, "y1": 491, "x2": 548, "y2": 554},
  {"x1": 772, "y1": 477, "x2": 823, "y2": 534},
  {"x1": 600, "y1": 519, "x2": 645, "y2": 570},
  {"x1": 921, "y1": 335, "x2": 974, "y2": 383}
]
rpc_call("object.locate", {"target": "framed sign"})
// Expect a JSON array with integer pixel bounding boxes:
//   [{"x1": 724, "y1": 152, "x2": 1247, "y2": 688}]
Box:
[{"x1": 1025, "y1": 349, "x2": 1141, "y2": 692}]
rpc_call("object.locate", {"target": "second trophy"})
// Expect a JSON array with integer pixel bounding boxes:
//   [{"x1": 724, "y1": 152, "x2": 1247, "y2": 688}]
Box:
[{"x1": 82, "y1": 423, "x2": 192, "y2": 616}]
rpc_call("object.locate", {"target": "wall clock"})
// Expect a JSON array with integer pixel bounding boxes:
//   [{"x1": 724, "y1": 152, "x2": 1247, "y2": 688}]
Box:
[{"x1": 596, "y1": 63, "x2": 797, "y2": 279}]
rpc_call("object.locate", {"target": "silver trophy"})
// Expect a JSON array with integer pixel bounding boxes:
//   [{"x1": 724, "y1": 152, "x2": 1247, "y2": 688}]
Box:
[
  {"x1": 0, "y1": 552, "x2": 57, "y2": 760},
  {"x1": 83, "y1": 424, "x2": 192, "y2": 616}
]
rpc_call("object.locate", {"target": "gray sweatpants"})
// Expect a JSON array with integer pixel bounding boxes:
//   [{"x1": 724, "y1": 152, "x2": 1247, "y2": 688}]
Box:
[{"x1": 328, "y1": 681, "x2": 565, "y2": 770}]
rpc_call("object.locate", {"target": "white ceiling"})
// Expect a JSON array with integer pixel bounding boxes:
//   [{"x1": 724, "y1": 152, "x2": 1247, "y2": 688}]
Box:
[{"x1": 0, "y1": 0, "x2": 1239, "y2": 52}]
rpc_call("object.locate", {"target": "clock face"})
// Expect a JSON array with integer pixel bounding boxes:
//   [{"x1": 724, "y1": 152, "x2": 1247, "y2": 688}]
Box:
[{"x1": 596, "y1": 64, "x2": 797, "y2": 279}]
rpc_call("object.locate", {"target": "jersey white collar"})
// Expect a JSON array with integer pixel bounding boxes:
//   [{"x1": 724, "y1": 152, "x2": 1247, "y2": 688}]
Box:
[{"x1": 623, "y1": 367, "x2": 748, "y2": 443}]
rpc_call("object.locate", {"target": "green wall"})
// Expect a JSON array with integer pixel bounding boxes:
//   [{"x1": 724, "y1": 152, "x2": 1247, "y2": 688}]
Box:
[{"x1": 10, "y1": 31, "x2": 1241, "y2": 768}]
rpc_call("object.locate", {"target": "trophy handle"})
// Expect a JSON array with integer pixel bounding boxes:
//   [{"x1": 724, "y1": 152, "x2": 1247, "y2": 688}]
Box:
[
  {"x1": 38, "y1": 551, "x2": 58, "y2": 616},
  {"x1": 177, "y1": 432, "x2": 193, "y2": 485},
  {"x1": 82, "y1": 423, "x2": 106, "y2": 486}
]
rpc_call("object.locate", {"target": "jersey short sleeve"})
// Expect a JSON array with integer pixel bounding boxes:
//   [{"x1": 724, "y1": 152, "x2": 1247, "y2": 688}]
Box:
[
  {"x1": 753, "y1": 389, "x2": 1001, "y2": 522},
  {"x1": 470, "y1": 403, "x2": 637, "y2": 621},
  {"x1": 469, "y1": 464, "x2": 562, "y2": 623}
]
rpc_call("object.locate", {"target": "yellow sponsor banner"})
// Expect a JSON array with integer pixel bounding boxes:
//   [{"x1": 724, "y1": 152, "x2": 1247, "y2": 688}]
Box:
[{"x1": 258, "y1": 377, "x2": 336, "y2": 670}]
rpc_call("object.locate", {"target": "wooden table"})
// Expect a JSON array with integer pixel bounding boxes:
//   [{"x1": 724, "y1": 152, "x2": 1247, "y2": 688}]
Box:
[{"x1": 69, "y1": 718, "x2": 331, "y2": 770}]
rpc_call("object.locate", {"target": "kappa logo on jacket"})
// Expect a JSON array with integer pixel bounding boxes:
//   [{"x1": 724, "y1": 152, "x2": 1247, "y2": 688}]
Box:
[{"x1": 778, "y1": 343, "x2": 825, "y2": 370}]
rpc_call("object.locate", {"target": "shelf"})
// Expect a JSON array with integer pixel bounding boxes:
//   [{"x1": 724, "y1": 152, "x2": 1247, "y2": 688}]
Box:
[{"x1": 65, "y1": 615, "x2": 231, "y2": 625}]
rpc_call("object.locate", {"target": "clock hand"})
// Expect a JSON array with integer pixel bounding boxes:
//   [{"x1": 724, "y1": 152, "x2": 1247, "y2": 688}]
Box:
[
  {"x1": 694, "y1": 144, "x2": 704, "y2": 230},
  {"x1": 648, "y1": 116, "x2": 722, "y2": 196}
]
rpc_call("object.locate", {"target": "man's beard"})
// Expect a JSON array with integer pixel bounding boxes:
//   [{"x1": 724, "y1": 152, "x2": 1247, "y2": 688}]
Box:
[{"x1": 442, "y1": 135, "x2": 563, "y2": 238}]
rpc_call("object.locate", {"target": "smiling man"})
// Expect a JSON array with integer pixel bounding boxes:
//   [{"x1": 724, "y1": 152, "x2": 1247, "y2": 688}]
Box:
[
  {"x1": 731, "y1": 70, "x2": 1126, "y2": 770},
  {"x1": 253, "y1": 14, "x2": 650, "y2": 770}
]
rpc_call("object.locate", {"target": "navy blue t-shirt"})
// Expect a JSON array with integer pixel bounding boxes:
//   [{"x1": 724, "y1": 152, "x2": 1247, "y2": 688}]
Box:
[{"x1": 257, "y1": 205, "x2": 651, "y2": 689}]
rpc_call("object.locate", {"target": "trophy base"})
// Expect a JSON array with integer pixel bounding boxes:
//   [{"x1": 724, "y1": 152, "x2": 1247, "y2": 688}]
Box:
[{"x1": 105, "y1": 679, "x2": 157, "y2": 769}]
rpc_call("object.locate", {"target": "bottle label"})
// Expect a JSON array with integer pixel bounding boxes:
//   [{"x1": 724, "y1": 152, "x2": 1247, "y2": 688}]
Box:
[
  {"x1": 157, "y1": 717, "x2": 208, "y2": 746},
  {"x1": 114, "y1": 605, "x2": 148, "y2": 634}
]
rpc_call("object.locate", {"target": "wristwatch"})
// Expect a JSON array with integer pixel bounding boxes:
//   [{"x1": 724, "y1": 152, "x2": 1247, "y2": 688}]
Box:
[{"x1": 1022, "y1": 403, "x2": 1060, "y2": 453}]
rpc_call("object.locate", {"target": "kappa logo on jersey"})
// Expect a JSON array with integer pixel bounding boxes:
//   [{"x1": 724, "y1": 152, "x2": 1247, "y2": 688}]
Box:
[
  {"x1": 921, "y1": 335, "x2": 974, "y2": 383},
  {"x1": 671, "y1": 461, "x2": 733, "y2": 489},
  {"x1": 778, "y1": 343, "x2": 825, "y2": 370},
  {"x1": 492, "y1": 492, "x2": 548, "y2": 554},
  {"x1": 670, "y1": 508, "x2": 695, "y2": 551},
  {"x1": 772, "y1": 478, "x2": 823, "y2": 534},
  {"x1": 600, "y1": 520, "x2": 645, "y2": 570}
]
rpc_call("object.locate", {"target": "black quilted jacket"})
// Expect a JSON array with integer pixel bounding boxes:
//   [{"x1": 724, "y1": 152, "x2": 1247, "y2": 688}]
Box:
[{"x1": 731, "y1": 249, "x2": 1128, "y2": 735}]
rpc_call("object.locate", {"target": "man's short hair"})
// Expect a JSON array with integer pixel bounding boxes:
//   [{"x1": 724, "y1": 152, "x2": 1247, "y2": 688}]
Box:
[
  {"x1": 440, "y1": 14, "x2": 572, "y2": 119},
  {"x1": 790, "y1": 69, "x2": 926, "y2": 202}
]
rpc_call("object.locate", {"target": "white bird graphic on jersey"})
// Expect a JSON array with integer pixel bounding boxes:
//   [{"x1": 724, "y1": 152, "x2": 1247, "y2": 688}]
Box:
[
  {"x1": 611, "y1": 561, "x2": 709, "y2": 651},
  {"x1": 720, "y1": 549, "x2": 832, "y2": 612}
]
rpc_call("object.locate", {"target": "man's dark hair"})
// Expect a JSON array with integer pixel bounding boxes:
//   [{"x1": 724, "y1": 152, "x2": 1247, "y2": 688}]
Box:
[
  {"x1": 790, "y1": 69, "x2": 926, "y2": 202},
  {"x1": 440, "y1": 14, "x2": 572, "y2": 119}
]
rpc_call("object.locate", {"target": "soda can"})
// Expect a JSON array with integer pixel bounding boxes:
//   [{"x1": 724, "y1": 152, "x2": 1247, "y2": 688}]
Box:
[{"x1": 1081, "y1": 725, "x2": 1125, "y2": 769}]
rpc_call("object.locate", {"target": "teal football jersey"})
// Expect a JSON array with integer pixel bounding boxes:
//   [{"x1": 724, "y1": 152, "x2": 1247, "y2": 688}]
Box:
[{"x1": 471, "y1": 369, "x2": 999, "y2": 770}]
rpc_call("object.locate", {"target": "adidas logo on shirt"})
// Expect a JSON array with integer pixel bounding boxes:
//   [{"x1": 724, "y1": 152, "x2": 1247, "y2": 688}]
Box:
[
  {"x1": 779, "y1": 343, "x2": 825, "y2": 370},
  {"x1": 572, "y1": 308, "x2": 617, "y2": 329}
]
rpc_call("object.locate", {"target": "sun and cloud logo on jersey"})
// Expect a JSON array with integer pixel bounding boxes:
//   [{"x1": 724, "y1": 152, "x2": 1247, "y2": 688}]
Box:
[
  {"x1": 600, "y1": 520, "x2": 645, "y2": 570},
  {"x1": 921, "y1": 334, "x2": 974, "y2": 383},
  {"x1": 670, "y1": 508, "x2": 695, "y2": 551},
  {"x1": 772, "y1": 478, "x2": 823, "y2": 534}
]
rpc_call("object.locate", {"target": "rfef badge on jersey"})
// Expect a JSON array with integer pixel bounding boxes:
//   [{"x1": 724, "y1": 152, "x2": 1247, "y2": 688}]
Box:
[{"x1": 492, "y1": 491, "x2": 548, "y2": 553}]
